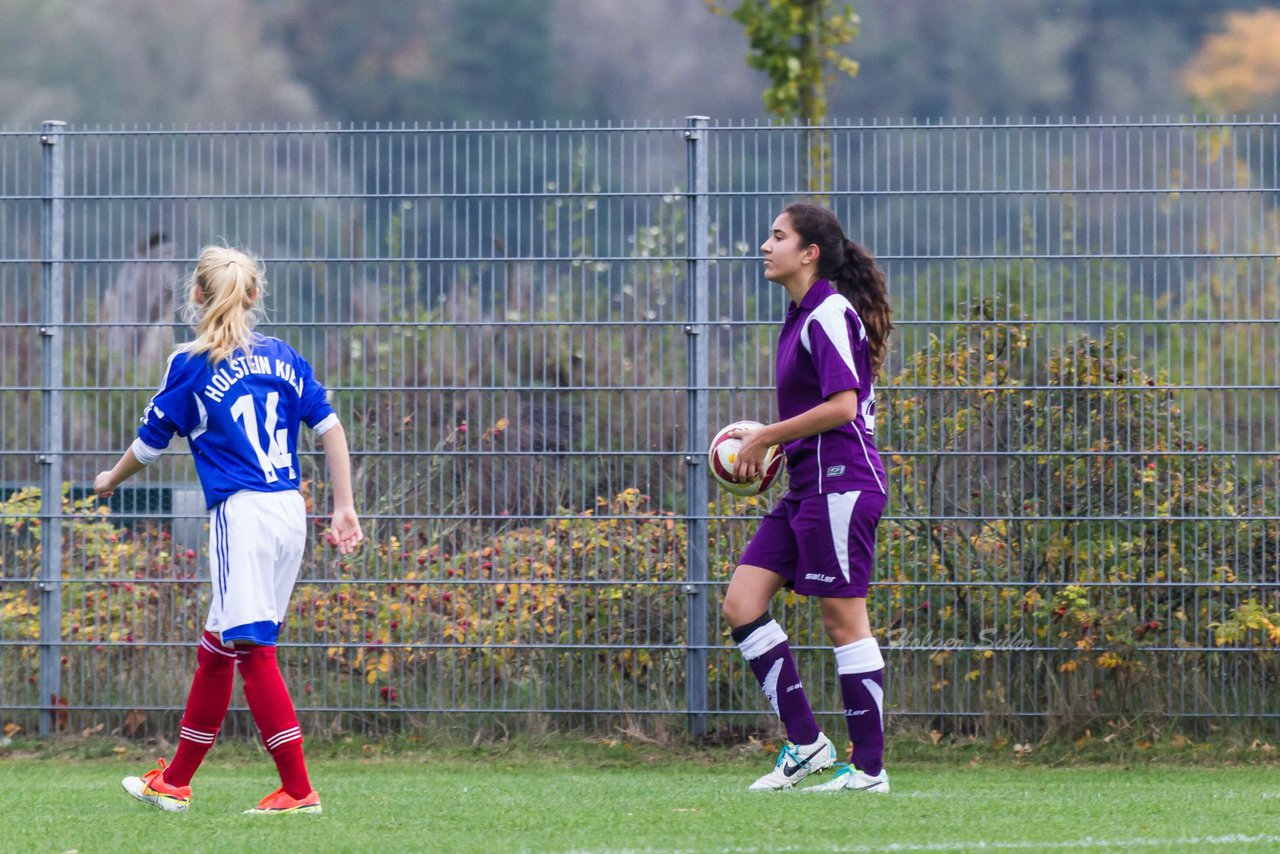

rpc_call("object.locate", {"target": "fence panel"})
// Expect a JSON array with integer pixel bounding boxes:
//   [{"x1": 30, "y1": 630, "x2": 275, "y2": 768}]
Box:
[
  {"x1": 0, "y1": 128, "x2": 47, "y2": 733},
  {"x1": 0, "y1": 119, "x2": 1275, "y2": 741}
]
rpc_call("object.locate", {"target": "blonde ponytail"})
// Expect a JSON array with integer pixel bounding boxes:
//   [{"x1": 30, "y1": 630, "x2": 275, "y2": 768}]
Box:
[{"x1": 179, "y1": 246, "x2": 266, "y2": 363}]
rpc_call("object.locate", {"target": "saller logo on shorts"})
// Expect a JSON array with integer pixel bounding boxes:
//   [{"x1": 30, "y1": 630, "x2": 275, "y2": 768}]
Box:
[
  {"x1": 826, "y1": 465, "x2": 845, "y2": 477},
  {"x1": 804, "y1": 573, "x2": 836, "y2": 583}
]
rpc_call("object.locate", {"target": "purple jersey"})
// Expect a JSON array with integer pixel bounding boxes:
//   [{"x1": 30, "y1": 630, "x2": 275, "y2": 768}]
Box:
[{"x1": 775, "y1": 279, "x2": 886, "y2": 497}]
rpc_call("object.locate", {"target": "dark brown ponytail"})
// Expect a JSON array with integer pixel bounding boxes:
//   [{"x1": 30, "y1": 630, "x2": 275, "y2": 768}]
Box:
[
  {"x1": 781, "y1": 203, "x2": 893, "y2": 374},
  {"x1": 834, "y1": 238, "x2": 892, "y2": 374}
]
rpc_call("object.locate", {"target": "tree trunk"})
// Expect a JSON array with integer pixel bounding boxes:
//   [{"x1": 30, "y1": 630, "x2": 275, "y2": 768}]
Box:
[{"x1": 796, "y1": 0, "x2": 830, "y2": 196}]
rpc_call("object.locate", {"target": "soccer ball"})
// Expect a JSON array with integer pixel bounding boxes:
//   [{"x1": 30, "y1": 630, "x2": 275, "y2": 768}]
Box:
[{"x1": 707, "y1": 420, "x2": 785, "y2": 497}]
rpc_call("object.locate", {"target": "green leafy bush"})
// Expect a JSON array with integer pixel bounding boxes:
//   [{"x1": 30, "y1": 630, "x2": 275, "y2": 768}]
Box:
[{"x1": 2, "y1": 304, "x2": 1275, "y2": 738}]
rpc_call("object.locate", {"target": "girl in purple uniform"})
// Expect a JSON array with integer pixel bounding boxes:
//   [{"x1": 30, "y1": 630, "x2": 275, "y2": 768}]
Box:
[{"x1": 725, "y1": 203, "x2": 893, "y2": 792}]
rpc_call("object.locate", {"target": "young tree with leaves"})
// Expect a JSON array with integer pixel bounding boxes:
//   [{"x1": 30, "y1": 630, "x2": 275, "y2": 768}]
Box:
[{"x1": 707, "y1": 0, "x2": 860, "y2": 192}]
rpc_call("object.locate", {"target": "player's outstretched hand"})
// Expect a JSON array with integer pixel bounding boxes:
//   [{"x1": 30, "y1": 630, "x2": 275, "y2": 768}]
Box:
[
  {"x1": 329, "y1": 507, "x2": 364, "y2": 555},
  {"x1": 93, "y1": 471, "x2": 117, "y2": 499}
]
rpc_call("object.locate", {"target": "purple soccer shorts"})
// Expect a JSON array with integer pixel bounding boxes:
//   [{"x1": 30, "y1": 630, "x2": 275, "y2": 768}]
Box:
[{"x1": 739, "y1": 490, "x2": 886, "y2": 598}]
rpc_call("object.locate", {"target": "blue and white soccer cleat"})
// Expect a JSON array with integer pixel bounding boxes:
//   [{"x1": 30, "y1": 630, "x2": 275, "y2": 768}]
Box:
[
  {"x1": 748, "y1": 732, "x2": 837, "y2": 790},
  {"x1": 803, "y1": 762, "x2": 890, "y2": 793}
]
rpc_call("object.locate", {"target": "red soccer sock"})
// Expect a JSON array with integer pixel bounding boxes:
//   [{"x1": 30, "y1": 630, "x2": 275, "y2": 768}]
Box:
[
  {"x1": 237, "y1": 644, "x2": 312, "y2": 798},
  {"x1": 163, "y1": 632, "x2": 237, "y2": 787}
]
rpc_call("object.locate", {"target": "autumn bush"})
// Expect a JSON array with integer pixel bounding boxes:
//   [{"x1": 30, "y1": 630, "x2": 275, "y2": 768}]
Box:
[
  {"x1": 2, "y1": 294, "x2": 1277, "y2": 740},
  {"x1": 874, "y1": 298, "x2": 1279, "y2": 737}
]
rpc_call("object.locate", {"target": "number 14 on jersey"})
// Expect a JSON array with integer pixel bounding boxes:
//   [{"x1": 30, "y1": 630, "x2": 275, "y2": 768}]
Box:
[{"x1": 230, "y1": 392, "x2": 295, "y2": 483}]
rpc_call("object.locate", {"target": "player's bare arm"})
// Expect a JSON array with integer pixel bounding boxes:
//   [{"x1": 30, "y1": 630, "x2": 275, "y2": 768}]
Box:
[
  {"x1": 319, "y1": 422, "x2": 363, "y2": 554},
  {"x1": 93, "y1": 447, "x2": 148, "y2": 499},
  {"x1": 733, "y1": 389, "x2": 859, "y2": 480}
]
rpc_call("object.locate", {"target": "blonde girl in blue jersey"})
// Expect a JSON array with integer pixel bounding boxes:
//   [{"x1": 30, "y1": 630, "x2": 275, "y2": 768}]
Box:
[{"x1": 95, "y1": 246, "x2": 362, "y2": 814}]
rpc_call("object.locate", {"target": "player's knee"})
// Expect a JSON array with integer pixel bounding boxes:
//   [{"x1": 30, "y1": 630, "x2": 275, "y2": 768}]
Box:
[
  {"x1": 233, "y1": 644, "x2": 279, "y2": 679},
  {"x1": 197, "y1": 649, "x2": 236, "y2": 675},
  {"x1": 196, "y1": 631, "x2": 238, "y2": 673},
  {"x1": 821, "y1": 610, "x2": 849, "y2": 643},
  {"x1": 721, "y1": 593, "x2": 741, "y2": 626},
  {"x1": 820, "y1": 607, "x2": 871, "y2": 647},
  {"x1": 722, "y1": 586, "x2": 760, "y2": 628}
]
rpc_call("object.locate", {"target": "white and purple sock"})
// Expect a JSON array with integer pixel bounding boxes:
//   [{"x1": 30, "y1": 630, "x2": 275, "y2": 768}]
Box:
[
  {"x1": 835, "y1": 637, "x2": 885, "y2": 776},
  {"x1": 733, "y1": 613, "x2": 820, "y2": 746}
]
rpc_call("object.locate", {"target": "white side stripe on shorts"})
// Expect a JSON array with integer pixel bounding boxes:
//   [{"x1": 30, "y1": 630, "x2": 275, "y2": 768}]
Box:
[
  {"x1": 179, "y1": 726, "x2": 217, "y2": 745},
  {"x1": 212, "y1": 502, "x2": 229, "y2": 605},
  {"x1": 826, "y1": 491, "x2": 861, "y2": 584},
  {"x1": 265, "y1": 726, "x2": 302, "y2": 751}
]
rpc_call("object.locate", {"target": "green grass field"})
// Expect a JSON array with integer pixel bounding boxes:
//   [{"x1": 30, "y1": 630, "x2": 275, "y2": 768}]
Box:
[{"x1": 4, "y1": 742, "x2": 1280, "y2": 853}]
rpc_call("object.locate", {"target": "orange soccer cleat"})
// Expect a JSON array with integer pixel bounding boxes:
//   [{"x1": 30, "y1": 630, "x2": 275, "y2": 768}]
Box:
[
  {"x1": 242, "y1": 786, "x2": 323, "y2": 815},
  {"x1": 121, "y1": 758, "x2": 192, "y2": 812}
]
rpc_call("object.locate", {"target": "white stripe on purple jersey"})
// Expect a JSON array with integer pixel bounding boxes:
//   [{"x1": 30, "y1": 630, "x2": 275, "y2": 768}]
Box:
[{"x1": 775, "y1": 279, "x2": 886, "y2": 497}]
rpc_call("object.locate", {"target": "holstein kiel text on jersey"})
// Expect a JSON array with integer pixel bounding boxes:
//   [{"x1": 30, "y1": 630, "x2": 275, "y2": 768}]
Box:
[{"x1": 202, "y1": 355, "x2": 305, "y2": 403}]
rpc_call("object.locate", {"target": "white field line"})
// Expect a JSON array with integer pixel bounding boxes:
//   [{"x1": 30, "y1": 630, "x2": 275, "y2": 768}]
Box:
[
  {"x1": 891, "y1": 789, "x2": 1280, "y2": 801},
  {"x1": 569, "y1": 833, "x2": 1280, "y2": 854}
]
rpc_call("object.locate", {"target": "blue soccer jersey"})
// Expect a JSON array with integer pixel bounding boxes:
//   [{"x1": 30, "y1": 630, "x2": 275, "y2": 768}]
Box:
[
  {"x1": 135, "y1": 336, "x2": 338, "y2": 508},
  {"x1": 775, "y1": 279, "x2": 887, "y2": 497}
]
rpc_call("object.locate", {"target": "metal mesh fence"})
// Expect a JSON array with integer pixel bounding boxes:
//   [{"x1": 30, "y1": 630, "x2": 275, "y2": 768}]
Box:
[{"x1": 1, "y1": 119, "x2": 1276, "y2": 741}]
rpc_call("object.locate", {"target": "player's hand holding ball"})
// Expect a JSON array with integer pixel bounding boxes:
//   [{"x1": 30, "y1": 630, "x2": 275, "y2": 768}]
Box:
[{"x1": 708, "y1": 420, "x2": 785, "y2": 497}]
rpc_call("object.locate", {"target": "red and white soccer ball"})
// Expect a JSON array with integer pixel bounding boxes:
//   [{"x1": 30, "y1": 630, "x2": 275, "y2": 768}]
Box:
[{"x1": 707, "y1": 420, "x2": 785, "y2": 497}]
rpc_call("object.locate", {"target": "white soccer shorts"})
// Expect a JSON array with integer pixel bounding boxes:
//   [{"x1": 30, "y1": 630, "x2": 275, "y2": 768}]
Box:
[{"x1": 204, "y1": 489, "x2": 307, "y2": 646}]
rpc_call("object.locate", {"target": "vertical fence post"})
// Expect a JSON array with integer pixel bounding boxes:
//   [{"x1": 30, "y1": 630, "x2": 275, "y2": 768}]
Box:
[
  {"x1": 683, "y1": 116, "x2": 710, "y2": 737},
  {"x1": 38, "y1": 120, "x2": 66, "y2": 737}
]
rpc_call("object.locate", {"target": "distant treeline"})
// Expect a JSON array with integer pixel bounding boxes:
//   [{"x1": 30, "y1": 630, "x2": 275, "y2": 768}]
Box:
[{"x1": 1, "y1": 0, "x2": 1276, "y2": 127}]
